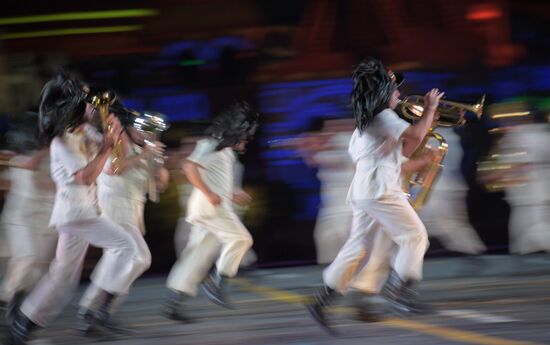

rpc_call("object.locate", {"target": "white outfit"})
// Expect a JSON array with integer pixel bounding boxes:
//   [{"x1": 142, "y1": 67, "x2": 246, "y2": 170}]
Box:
[
  {"x1": 79, "y1": 142, "x2": 152, "y2": 311},
  {"x1": 501, "y1": 124, "x2": 550, "y2": 253},
  {"x1": 313, "y1": 132, "x2": 354, "y2": 264},
  {"x1": 174, "y1": 160, "x2": 257, "y2": 267},
  {"x1": 167, "y1": 138, "x2": 253, "y2": 296},
  {"x1": 323, "y1": 109, "x2": 429, "y2": 294},
  {"x1": 0, "y1": 154, "x2": 56, "y2": 302},
  {"x1": 20, "y1": 130, "x2": 137, "y2": 327},
  {"x1": 418, "y1": 127, "x2": 486, "y2": 254}
]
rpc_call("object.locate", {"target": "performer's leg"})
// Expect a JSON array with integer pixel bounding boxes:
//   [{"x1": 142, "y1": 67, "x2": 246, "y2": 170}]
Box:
[
  {"x1": 362, "y1": 194, "x2": 429, "y2": 313},
  {"x1": 164, "y1": 226, "x2": 220, "y2": 321},
  {"x1": 199, "y1": 212, "x2": 252, "y2": 308}
]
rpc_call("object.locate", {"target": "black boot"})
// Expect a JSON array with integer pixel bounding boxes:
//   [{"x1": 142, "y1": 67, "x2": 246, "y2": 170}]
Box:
[
  {"x1": 350, "y1": 291, "x2": 382, "y2": 322},
  {"x1": 161, "y1": 290, "x2": 193, "y2": 323},
  {"x1": 5, "y1": 292, "x2": 25, "y2": 325},
  {"x1": 9, "y1": 311, "x2": 39, "y2": 345},
  {"x1": 304, "y1": 286, "x2": 339, "y2": 336},
  {"x1": 0, "y1": 300, "x2": 7, "y2": 327},
  {"x1": 94, "y1": 292, "x2": 137, "y2": 335},
  {"x1": 200, "y1": 267, "x2": 232, "y2": 309},
  {"x1": 75, "y1": 307, "x2": 96, "y2": 334},
  {"x1": 381, "y1": 270, "x2": 429, "y2": 314}
]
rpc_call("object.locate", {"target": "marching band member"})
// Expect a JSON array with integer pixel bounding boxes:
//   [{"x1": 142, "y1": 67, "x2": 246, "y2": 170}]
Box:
[
  {"x1": 0, "y1": 126, "x2": 56, "y2": 322},
  {"x1": 305, "y1": 58, "x2": 442, "y2": 332},
  {"x1": 163, "y1": 101, "x2": 258, "y2": 321},
  {"x1": 7, "y1": 72, "x2": 138, "y2": 345},
  {"x1": 76, "y1": 102, "x2": 169, "y2": 333}
]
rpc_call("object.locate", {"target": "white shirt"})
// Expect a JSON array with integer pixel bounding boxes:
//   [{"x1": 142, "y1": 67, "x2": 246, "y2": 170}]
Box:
[
  {"x1": 49, "y1": 130, "x2": 101, "y2": 228},
  {"x1": 185, "y1": 138, "x2": 237, "y2": 223},
  {"x1": 97, "y1": 142, "x2": 149, "y2": 203},
  {"x1": 347, "y1": 109, "x2": 410, "y2": 201}
]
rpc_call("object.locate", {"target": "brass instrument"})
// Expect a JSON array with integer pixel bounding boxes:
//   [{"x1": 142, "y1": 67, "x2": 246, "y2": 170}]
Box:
[
  {"x1": 400, "y1": 95, "x2": 485, "y2": 210},
  {"x1": 476, "y1": 101, "x2": 531, "y2": 191},
  {"x1": 400, "y1": 94, "x2": 485, "y2": 126},
  {"x1": 132, "y1": 111, "x2": 170, "y2": 202},
  {"x1": 403, "y1": 130, "x2": 448, "y2": 210},
  {"x1": 85, "y1": 89, "x2": 123, "y2": 173}
]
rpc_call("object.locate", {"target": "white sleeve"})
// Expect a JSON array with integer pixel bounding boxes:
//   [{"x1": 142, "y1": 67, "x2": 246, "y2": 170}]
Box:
[
  {"x1": 378, "y1": 109, "x2": 410, "y2": 142},
  {"x1": 51, "y1": 137, "x2": 87, "y2": 176},
  {"x1": 187, "y1": 139, "x2": 216, "y2": 166}
]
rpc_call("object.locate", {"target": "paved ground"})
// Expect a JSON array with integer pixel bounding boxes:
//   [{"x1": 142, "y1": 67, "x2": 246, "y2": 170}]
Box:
[{"x1": 2, "y1": 254, "x2": 550, "y2": 345}]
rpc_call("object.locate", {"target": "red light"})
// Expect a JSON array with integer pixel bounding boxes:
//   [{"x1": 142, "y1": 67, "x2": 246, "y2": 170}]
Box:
[{"x1": 467, "y1": 4, "x2": 502, "y2": 21}]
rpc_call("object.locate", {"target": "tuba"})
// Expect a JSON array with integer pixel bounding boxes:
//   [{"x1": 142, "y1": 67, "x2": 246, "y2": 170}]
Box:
[
  {"x1": 132, "y1": 111, "x2": 170, "y2": 202},
  {"x1": 84, "y1": 87, "x2": 124, "y2": 173},
  {"x1": 400, "y1": 95, "x2": 485, "y2": 210}
]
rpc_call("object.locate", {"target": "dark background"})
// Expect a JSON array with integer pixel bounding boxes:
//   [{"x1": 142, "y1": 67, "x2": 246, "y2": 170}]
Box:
[{"x1": 1, "y1": 0, "x2": 549, "y2": 272}]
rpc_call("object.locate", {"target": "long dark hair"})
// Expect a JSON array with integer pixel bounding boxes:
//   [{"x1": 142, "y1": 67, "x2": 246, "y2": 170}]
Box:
[
  {"x1": 38, "y1": 71, "x2": 87, "y2": 144},
  {"x1": 350, "y1": 58, "x2": 393, "y2": 132},
  {"x1": 206, "y1": 101, "x2": 259, "y2": 150}
]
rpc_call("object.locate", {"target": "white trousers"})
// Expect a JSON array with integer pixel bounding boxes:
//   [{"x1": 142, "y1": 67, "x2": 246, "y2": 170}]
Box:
[
  {"x1": 79, "y1": 224, "x2": 151, "y2": 311},
  {"x1": 1, "y1": 225, "x2": 57, "y2": 302},
  {"x1": 323, "y1": 194, "x2": 429, "y2": 294},
  {"x1": 20, "y1": 217, "x2": 137, "y2": 327},
  {"x1": 350, "y1": 225, "x2": 395, "y2": 294},
  {"x1": 167, "y1": 210, "x2": 253, "y2": 296}
]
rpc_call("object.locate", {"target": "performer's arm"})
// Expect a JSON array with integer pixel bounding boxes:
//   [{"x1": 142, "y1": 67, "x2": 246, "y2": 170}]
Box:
[
  {"x1": 401, "y1": 89, "x2": 443, "y2": 157},
  {"x1": 183, "y1": 160, "x2": 221, "y2": 205}
]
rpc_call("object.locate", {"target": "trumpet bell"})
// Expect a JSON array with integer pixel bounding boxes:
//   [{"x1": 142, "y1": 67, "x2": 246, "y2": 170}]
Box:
[{"x1": 400, "y1": 95, "x2": 485, "y2": 127}]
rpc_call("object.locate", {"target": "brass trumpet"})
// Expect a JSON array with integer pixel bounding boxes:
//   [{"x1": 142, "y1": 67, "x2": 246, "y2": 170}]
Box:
[
  {"x1": 85, "y1": 89, "x2": 123, "y2": 173},
  {"x1": 400, "y1": 95, "x2": 485, "y2": 210},
  {"x1": 399, "y1": 94, "x2": 485, "y2": 126}
]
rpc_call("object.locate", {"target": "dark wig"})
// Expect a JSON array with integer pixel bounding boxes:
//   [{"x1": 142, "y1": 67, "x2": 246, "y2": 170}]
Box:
[
  {"x1": 205, "y1": 101, "x2": 259, "y2": 151},
  {"x1": 350, "y1": 58, "x2": 393, "y2": 132},
  {"x1": 38, "y1": 71, "x2": 87, "y2": 143}
]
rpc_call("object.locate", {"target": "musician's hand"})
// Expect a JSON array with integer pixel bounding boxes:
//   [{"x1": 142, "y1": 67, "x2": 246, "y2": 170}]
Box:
[
  {"x1": 143, "y1": 141, "x2": 166, "y2": 159},
  {"x1": 424, "y1": 88, "x2": 445, "y2": 111},
  {"x1": 206, "y1": 191, "x2": 222, "y2": 206},
  {"x1": 104, "y1": 114, "x2": 122, "y2": 148},
  {"x1": 232, "y1": 191, "x2": 252, "y2": 206}
]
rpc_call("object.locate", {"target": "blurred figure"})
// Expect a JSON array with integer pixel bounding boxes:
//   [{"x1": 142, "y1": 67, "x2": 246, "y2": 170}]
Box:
[
  {"x1": 299, "y1": 118, "x2": 355, "y2": 264},
  {"x1": 0, "y1": 150, "x2": 15, "y2": 292},
  {"x1": 76, "y1": 103, "x2": 169, "y2": 333},
  {"x1": 172, "y1": 135, "x2": 257, "y2": 267},
  {"x1": 7, "y1": 72, "x2": 137, "y2": 345},
  {"x1": 418, "y1": 127, "x2": 486, "y2": 255},
  {"x1": 0, "y1": 122, "x2": 56, "y2": 323},
  {"x1": 163, "y1": 101, "x2": 258, "y2": 321},
  {"x1": 488, "y1": 110, "x2": 550, "y2": 254},
  {"x1": 306, "y1": 58, "x2": 442, "y2": 333}
]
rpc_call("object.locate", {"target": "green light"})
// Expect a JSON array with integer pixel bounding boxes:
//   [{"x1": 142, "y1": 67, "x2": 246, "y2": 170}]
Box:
[
  {"x1": 178, "y1": 59, "x2": 205, "y2": 66},
  {"x1": 0, "y1": 9, "x2": 158, "y2": 26},
  {"x1": 0, "y1": 25, "x2": 143, "y2": 40}
]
